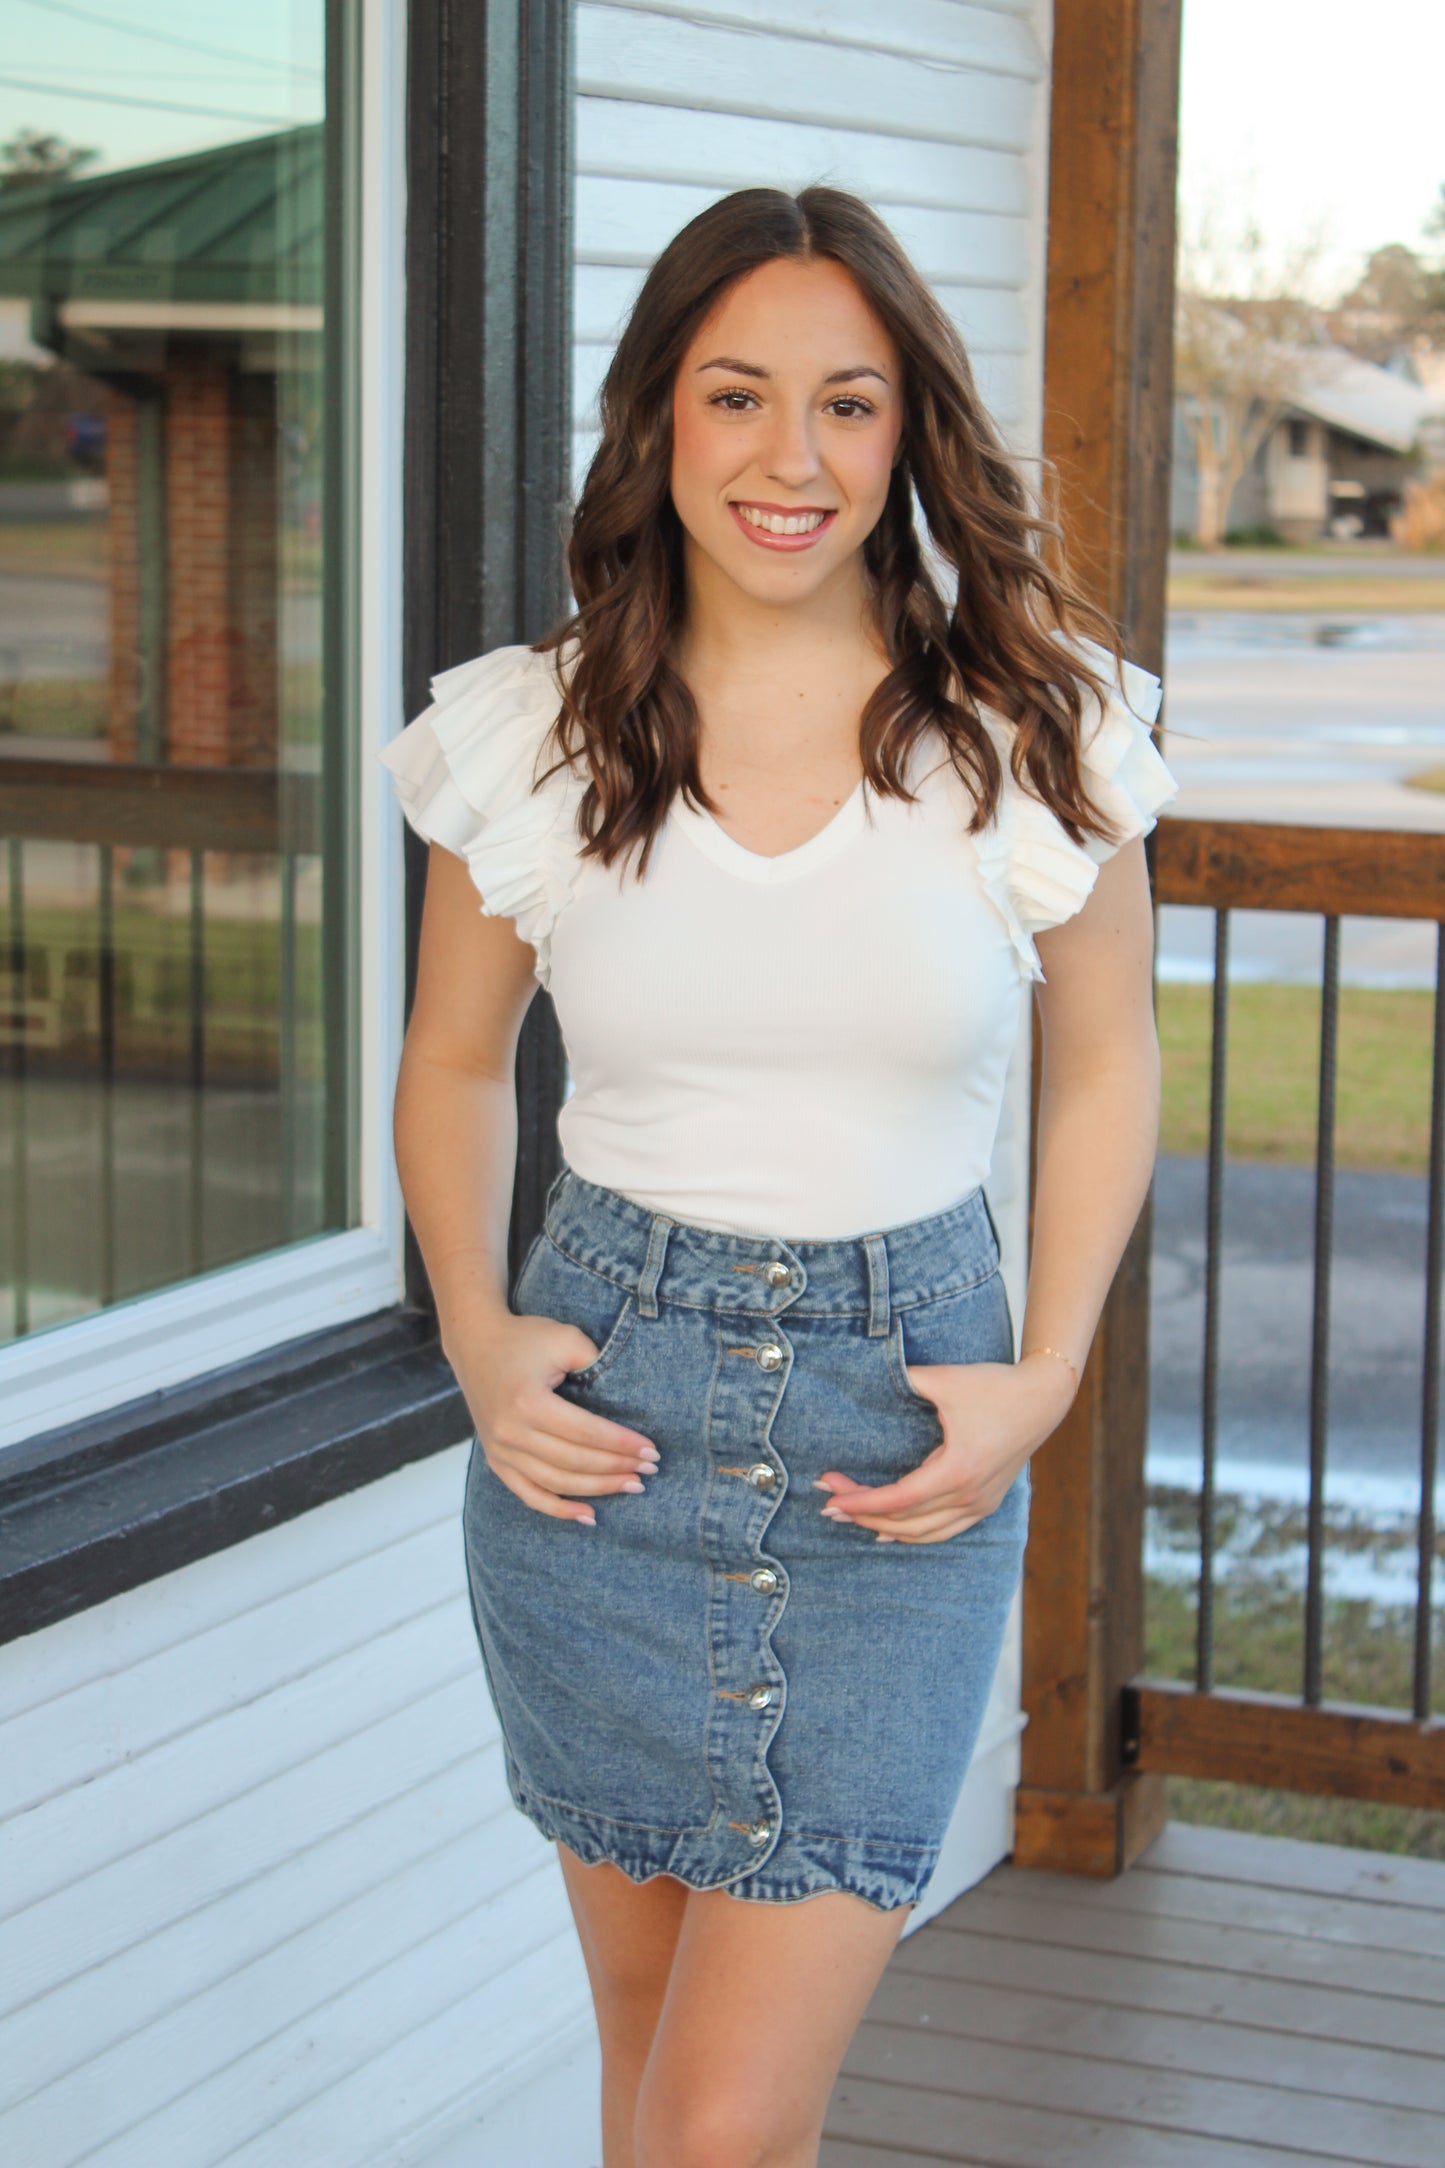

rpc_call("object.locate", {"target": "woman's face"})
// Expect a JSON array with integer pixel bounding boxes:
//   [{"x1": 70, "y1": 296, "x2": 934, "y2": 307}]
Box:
[{"x1": 669, "y1": 255, "x2": 904, "y2": 612}]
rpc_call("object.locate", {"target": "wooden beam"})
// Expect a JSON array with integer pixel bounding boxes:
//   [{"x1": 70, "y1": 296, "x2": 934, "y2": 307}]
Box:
[
  {"x1": 1154, "y1": 816, "x2": 1445, "y2": 919},
  {"x1": 1016, "y1": 0, "x2": 1183, "y2": 1877},
  {"x1": 1128, "y1": 1680, "x2": 1445, "y2": 1810}
]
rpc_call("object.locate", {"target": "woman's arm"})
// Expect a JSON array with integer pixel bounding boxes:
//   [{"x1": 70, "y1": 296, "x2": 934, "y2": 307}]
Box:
[
  {"x1": 1020, "y1": 830, "x2": 1163, "y2": 1386},
  {"x1": 814, "y1": 834, "x2": 1162, "y2": 1542},
  {"x1": 395, "y1": 843, "x2": 659, "y2": 1526}
]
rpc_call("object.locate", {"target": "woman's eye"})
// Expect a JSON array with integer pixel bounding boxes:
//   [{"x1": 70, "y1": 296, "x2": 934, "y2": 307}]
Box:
[
  {"x1": 708, "y1": 389, "x2": 757, "y2": 412},
  {"x1": 828, "y1": 397, "x2": 875, "y2": 419}
]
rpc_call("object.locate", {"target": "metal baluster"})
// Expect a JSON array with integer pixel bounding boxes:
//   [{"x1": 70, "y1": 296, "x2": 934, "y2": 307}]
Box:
[
  {"x1": 1304, "y1": 915, "x2": 1340, "y2": 1707},
  {"x1": 1416, "y1": 923, "x2": 1445, "y2": 1720},
  {"x1": 1198, "y1": 906, "x2": 1230, "y2": 1691},
  {"x1": 280, "y1": 850, "x2": 297, "y2": 1240},
  {"x1": 98, "y1": 842, "x2": 116, "y2": 1307},
  {"x1": 6, "y1": 836, "x2": 28, "y2": 1338},
  {"x1": 189, "y1": 849, "x2": 206, "y2": 1275}
]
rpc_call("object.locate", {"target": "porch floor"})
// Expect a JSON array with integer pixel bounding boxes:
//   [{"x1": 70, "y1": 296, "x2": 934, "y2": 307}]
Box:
[{"x1": 820, "y1": 1820, "x2": 1445, "y2": 2167}]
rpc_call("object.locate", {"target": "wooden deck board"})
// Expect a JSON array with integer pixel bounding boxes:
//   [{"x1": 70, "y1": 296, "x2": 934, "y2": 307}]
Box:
[{"x1": 823, "y1": 1824, "x2": 1445, "y2": 2168}]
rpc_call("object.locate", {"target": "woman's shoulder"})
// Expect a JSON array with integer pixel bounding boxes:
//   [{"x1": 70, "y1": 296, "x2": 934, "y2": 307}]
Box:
[
  {"x1": 971, "y1": 636, "x2": 1180, "y2": 984},
  {"x1": 376, "y1": 640, "x2": 588, "y2": 987}
]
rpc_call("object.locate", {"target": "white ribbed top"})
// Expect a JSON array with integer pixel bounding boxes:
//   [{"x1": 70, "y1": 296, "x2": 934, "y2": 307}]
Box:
[{"x1": 378, "y1": 641, "x2": 1179, "y2": 1239}]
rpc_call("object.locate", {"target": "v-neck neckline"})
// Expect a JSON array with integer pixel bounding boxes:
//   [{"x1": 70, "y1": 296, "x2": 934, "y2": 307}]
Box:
[{"x1": 669, "y1": 778, "x2": 869, "y2": 885}]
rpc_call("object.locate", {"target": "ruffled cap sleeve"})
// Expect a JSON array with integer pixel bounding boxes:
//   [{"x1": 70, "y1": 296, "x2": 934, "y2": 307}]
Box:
[
  {"x1": 974, "y1": 635, "x2": 1180, "y2": 984},
  {"x1": 377, "y1": 642, "x2": 585, "y2": 989}
]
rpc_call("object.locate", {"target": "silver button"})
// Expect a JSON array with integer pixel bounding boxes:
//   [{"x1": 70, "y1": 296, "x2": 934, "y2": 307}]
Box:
[
  {"x1": 746, "y1": 1683, "x2": 776, "y2": 1711},
  {"x1": 746, "y1": 1462, "x2": 777, "y2": 1490},
  {"x1": 766, "y1": 1261, "x2": 791, "y2": 1288},
  {"x1": 747, "y1": 1820, "x2": 772, "y2": 1847},
  {"x1": 756, "y1": 1342, "x2": 784, "y2": 1371},
  {"x1": 749, "y1": 1566, "x2": 780, "y2": 1594}
]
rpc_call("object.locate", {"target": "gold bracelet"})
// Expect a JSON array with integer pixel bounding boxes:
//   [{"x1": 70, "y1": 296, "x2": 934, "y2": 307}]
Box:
[{"x1": 1020, "y1": 1344, "x2": 1080, "y2": 1396}]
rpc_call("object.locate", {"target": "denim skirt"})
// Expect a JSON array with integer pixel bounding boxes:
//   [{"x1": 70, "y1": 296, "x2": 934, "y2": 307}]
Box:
[{"x1": 461, "y1": 1162, "x2": 1031, "y2": 1912}]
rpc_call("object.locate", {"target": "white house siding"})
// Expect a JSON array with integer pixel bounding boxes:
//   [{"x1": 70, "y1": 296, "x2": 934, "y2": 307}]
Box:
[
  {"x1": 1, "y1": 10, "x2": 1055, "y2": 2165},
  {"x1": 0, "y1": 1448, "x2": 603, "y2": 2168}
]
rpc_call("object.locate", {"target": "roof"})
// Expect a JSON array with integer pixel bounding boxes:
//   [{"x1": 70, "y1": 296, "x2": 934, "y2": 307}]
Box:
[
  {"x1": 0, "y1": 125, "x2": 322, "y2": 328},
  {"x1": 1285, "y1": 344, "x2": 1440, "y2": 454}
]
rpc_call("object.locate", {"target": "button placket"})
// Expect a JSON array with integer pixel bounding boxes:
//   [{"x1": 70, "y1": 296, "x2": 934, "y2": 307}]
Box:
[{"x1": 701, "y1": 1308, "x2": 791, "y2": 1882}]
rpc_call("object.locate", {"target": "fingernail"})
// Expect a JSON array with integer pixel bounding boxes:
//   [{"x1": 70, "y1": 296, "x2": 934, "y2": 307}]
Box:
[
  {"x1": 639, "y1": 1452, "x2": 660, "y2": 1467},
  {"x1": 621, "y1": 1477, "x2": 645, "y2": 1494},
  {"x1": 577, "y1": 1513, "x2": 596, "y2": 1527},
  {"x1": 811, "y1": 1479, "x2": 834, "y2": 1492},
  {"x1": 876, "y1": 1533, "x2": 897, "y2": 1543},
  {"x1": 821, "y1": 1505, "x2": 847, "y2": 1520}
]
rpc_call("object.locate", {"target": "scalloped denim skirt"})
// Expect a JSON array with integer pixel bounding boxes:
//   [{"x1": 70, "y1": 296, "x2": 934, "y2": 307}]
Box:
[{"x1": 461, "y1": 1162, "x2": 1031, "y2": 1912}]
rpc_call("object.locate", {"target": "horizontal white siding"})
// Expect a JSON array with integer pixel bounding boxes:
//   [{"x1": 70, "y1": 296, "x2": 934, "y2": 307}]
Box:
[
  {"x1": 0, "y1": 1445, "x2": 599, "y2": 2168},
  {"x1": 573, "y1": 0, "x2": 1053, "y2": 483}
]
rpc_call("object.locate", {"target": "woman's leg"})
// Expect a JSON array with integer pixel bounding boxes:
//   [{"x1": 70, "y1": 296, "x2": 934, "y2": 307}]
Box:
[
  {"x1": 634, "y1": 1883, "x2": 911, "y2": 2168},
  {"x1": 556, "y1": 1844, "x2": 690, "y2": 2167}
]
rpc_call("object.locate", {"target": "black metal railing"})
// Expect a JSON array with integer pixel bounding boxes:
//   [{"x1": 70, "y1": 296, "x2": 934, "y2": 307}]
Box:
[{"x1": 1126, "y1": 818, "x2": 1445, "y2": 1805}]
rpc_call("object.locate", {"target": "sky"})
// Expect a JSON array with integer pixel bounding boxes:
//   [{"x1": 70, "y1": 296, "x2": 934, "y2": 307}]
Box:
[
  {"x1": 1178, "y1": 0, "x2": 1445, "y2": 301},
  {"x1": 0, "y1": 0, "x2": 323, "y2": 172}
]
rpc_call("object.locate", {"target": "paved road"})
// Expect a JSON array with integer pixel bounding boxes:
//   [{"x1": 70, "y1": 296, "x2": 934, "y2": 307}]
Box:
[
  {"x1": 1157, "y1": 610, "x2": 1445, "y2": 987},
  {"x1": 1169, "y1": 548, "x2": 1445, "y2": 581},
  {"x1": 1149, "y1": 1152, "x2": 1439, "y2": 1510}
]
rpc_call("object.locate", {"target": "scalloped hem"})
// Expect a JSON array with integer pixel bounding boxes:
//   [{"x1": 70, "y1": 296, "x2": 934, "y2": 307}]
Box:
[{"x1": 505, "y1": 1765, "x2": 935, "y2": 1912}]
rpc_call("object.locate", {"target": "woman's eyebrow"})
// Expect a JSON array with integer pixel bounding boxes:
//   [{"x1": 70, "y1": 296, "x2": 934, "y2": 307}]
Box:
[{"x1": 695, "y1": 357, "x2": 890, "y2": 386}]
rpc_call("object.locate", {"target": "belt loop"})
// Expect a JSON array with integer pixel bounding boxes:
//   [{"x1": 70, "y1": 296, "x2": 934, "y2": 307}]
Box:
[
  {"x1": 862, "y1": 1234, "x2": 890, "y2": 1337},
  {"x1": 637, "y1": 1214, "x2": 673, "y2": 1320}
]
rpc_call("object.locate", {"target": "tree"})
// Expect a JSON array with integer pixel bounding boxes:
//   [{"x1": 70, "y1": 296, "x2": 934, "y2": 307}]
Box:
[
  {"x1": 0, "y1": 128, "x2": 101, "y2": 192},
  {"x1": 1173, "y1": 202, "x2": 1323, "y2": 548},
  {"x1": 1330, "y1": 239, "x2": 1445, "y2": 361}
]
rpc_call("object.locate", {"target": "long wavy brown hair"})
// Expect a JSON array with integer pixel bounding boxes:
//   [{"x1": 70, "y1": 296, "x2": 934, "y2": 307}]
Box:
[{"x1": 535, "y1": 185, "x2": 1140, "y2": 876}]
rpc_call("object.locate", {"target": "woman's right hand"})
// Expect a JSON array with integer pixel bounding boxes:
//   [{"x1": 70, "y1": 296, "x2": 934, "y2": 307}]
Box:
[{"x1": 453, "y1": 1311, "x2": 659, "y2": 1527}]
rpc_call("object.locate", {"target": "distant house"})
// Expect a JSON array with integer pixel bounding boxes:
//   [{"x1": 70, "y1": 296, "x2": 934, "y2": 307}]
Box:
[{"x1": 1171, "y1": 339, "x2": 1442, "y2": 543}]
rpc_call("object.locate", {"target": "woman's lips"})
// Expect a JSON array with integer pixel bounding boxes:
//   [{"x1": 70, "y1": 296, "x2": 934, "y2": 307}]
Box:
[{"x1": 727, "y1": 502, "x2": 838, "y2": 552}]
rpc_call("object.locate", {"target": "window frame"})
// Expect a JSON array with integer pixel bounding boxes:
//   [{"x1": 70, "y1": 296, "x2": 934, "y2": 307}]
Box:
[
  {"x1": 0, "y1": 0, "x2": 407, "y2": 1449},
  {"x1": 0, "y1": 0, "x2": 574, "y2": 1641}
]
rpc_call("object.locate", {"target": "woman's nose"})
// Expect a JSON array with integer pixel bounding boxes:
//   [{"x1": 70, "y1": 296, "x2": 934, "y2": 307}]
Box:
[{"x1": 762, "y1": 405, "x2": 821, "y2": 487}]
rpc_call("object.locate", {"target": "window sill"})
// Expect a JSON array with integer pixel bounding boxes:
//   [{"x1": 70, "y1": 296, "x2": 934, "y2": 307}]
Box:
[{"x1": 0, "y1": 1307, "x2": 468, "y2": 1648}]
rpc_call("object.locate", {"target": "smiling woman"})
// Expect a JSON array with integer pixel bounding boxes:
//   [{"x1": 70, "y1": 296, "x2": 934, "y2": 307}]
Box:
[{"x1": 378, "y1": 183, "x2": 1179, "y2": 2166}]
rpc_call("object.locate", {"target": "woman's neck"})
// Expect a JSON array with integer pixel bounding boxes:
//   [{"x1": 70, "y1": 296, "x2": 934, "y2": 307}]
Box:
[{"x1": 674, "y1": 535, "x2": 886, "y2": 695}]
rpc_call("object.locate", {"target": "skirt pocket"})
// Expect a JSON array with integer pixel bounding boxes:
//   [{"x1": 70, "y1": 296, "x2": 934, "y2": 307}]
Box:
[
  {"x1": 884, "y1": 1269, "x2": 1015, "y2": 1414},
  {"x1": 512, "y1": 1233, "x2": 638, "y2": 1389}
]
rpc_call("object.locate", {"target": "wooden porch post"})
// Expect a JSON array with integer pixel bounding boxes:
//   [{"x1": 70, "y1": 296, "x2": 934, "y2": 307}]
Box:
[{"x1": 1012, "y1": 0, "x2": 1184, "y2": 1877}]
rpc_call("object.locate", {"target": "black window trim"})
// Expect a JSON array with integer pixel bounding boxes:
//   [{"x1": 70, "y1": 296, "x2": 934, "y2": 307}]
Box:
[{"x1": 0, "y1": 0, "x2": 574, "y2": 1649}]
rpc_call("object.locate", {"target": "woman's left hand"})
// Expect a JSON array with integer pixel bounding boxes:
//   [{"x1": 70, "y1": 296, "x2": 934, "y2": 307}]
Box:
[{"x1": 813, "y1": 1356, "x2": 1074, "y2": 1543}]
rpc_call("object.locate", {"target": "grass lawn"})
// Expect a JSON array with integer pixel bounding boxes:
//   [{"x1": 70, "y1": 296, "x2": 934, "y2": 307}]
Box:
[
  {"x1": 1158, "y1": 979, "x2": 1435, "y2": 1172},
  {"x1": 1167, "y1": 572, "x2": 1445, "y2": 613},
  {"x1": 0, "y1": 517, "x2": 106, "y2": 579},
  {"x1": 7, "y1": 897, "x2": 324, "y2": 1084},
  {"x1": 0, "y1": 666, "x2": 324, "y2": 743},
  {"x1": 1146, "y1": 1538, "x2": 1445, "y2": 1859},
  {"x1": 0, "y1": 518, "x2": 323, "y2": 586}
]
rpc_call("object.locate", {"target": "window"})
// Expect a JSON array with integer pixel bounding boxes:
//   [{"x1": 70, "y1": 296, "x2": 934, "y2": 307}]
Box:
[
  {"x1": 1287, "y1": 417, "x2": 1311, "y2": 458},
  {"x1": 0, "y1": 1, "x2": 404, "y2": 1445}
]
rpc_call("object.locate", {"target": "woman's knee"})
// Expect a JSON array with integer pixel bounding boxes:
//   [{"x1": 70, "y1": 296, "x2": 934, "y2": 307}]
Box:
[{"x1": 634, "y1": 2078, "x2": 817, "y2": 2168}]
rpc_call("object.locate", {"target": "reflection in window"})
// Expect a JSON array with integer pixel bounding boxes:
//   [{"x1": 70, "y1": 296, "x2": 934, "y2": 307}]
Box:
[{"x1": 0, "y1": 11, "x2": 347, "y2": 1346}]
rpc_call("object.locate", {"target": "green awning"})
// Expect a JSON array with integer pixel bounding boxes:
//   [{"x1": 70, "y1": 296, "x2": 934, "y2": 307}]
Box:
[{"x1": 0, "y1": 123, "x2": 322, "y2": 319}]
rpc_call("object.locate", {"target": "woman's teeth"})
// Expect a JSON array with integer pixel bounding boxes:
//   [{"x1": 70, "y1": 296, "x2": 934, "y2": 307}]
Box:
[{"x1": 735, "y1": 506, "x2": 830, "y2": 535}]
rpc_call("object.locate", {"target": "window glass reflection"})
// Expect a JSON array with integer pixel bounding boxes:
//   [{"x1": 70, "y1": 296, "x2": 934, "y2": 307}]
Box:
[{"x1": 0, "y1": 8, "x2": 341, "y2": 1345}]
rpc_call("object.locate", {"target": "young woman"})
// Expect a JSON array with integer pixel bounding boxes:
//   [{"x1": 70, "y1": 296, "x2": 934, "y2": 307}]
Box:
[{"x1": 380, "y1": 187, "x2": 1177, "y2": 2168}]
